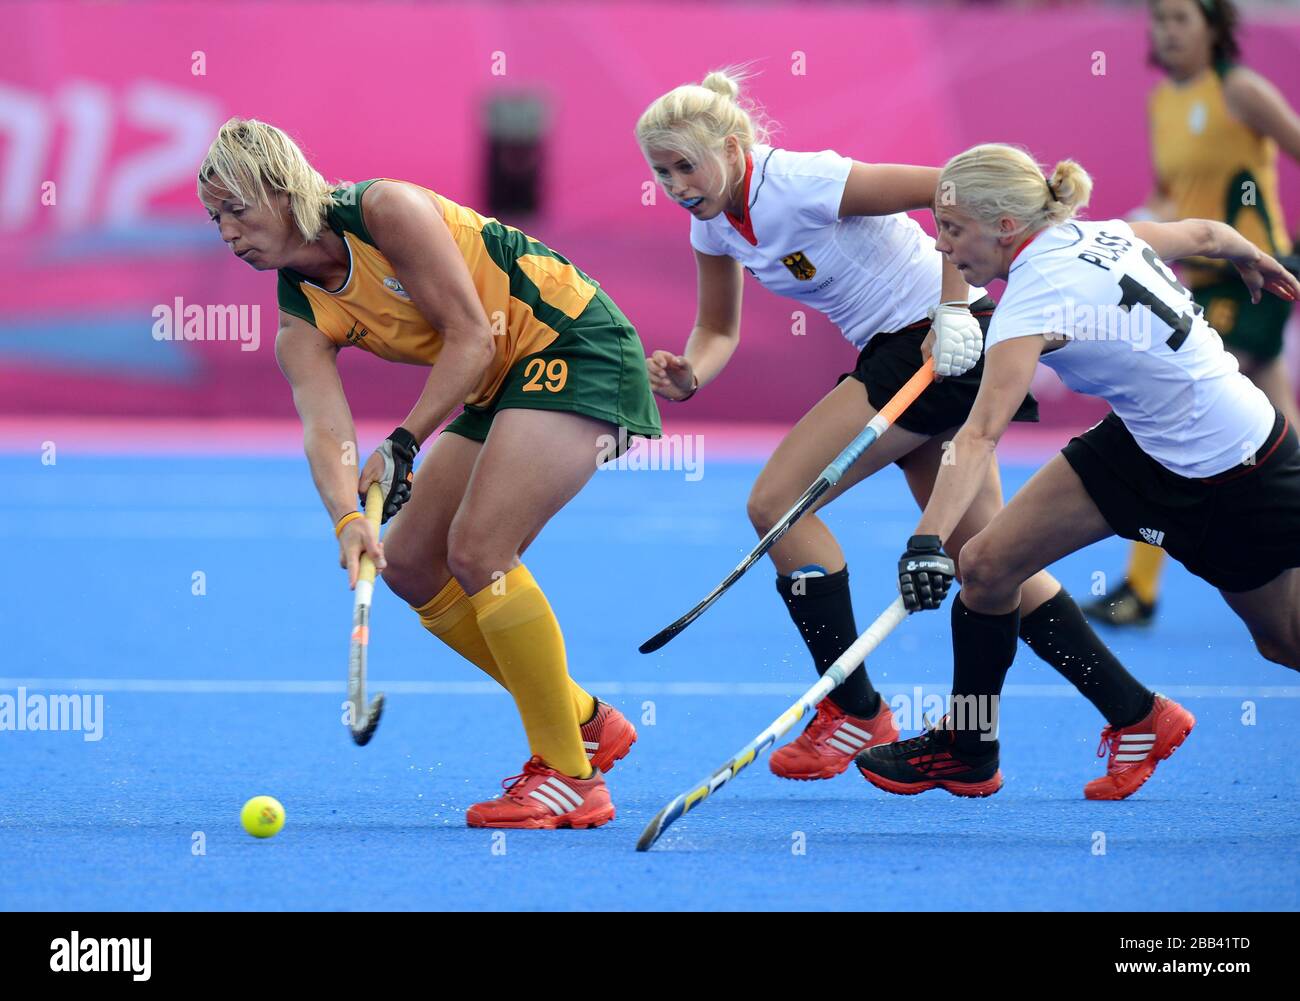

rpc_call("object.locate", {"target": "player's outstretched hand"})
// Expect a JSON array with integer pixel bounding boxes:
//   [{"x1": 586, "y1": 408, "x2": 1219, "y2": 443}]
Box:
[
  {"x1": 646, "y1": 350, "x2": 697, "y2": 401},
  {"x1": 339, "y1": 518, "x2": 385, "y2": 590},
  {"x1": 898, "y1": 534, "x2": 957, "y2": 612},
  {"x1": 1233, "y1": 250, "x2": 1300, "y2": 306},
  {"x1": 359, "y1": 427, "x2": 418, "y2": 523}
]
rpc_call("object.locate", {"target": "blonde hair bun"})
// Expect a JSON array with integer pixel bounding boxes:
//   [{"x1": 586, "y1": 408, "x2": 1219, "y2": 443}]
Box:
[
  {"x1": 700, "y1": 70, "x2": 741, "y2": 102},
  {"x1": 1047, "y1": 159, "x2": 1093, "y2": 216}
]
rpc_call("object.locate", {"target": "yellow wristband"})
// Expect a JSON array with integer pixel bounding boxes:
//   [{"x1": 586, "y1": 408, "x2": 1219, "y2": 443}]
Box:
[{"x1": 334, "y1": 511, "x2": 364, "y2": 537}]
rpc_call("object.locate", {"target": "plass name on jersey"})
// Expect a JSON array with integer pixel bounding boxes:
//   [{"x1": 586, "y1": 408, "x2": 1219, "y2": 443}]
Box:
[{"x1": 1078, "y1": 230, "x2": 1133, "y2": 271}]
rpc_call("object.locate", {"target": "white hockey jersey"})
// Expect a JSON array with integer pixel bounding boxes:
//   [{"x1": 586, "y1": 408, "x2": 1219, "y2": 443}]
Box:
[
  {"x1": 987, "y1": 219, "x2": 1275, "y2": 478},
  {"x1": 689, "y1": 145, "x2": 986, "y2": 349}
]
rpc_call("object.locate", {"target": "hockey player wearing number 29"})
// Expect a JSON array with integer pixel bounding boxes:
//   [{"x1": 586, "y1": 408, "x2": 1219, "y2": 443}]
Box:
[{"x1": 860, "y1": 144, "x2": 1300, "y2": 801}]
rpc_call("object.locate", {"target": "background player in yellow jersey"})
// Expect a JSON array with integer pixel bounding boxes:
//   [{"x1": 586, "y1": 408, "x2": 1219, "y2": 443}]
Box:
[
  {"x1": 1086, "y1": 0, "x2": 1300, "y2": 627},
  {"x1": 198, "y1": 118, "x2": 660, "y2": 829}
]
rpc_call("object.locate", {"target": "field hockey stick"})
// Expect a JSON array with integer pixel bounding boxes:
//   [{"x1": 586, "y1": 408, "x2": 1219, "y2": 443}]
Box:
[
  {"x1": 636, "y1": 596, "x2": 909, "y2": 851},
  {"x1": 638, "y1": 357, "x2": 935, "y2": 654},
  {"x1": 347, "y1": 483, "x2": 386, "y2": 745}
]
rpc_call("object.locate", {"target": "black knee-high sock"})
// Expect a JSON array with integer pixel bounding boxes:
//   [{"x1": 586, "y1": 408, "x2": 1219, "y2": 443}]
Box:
[
  {"x1": 1018, "y1": 588, "x2": 1154, "y2": 728},
  {"x1": 951, "y1": 595, "x2": 1019, "y2": 752},
  {"x1": 776, "y1": 566, "x2": 879, "y2": 718}
]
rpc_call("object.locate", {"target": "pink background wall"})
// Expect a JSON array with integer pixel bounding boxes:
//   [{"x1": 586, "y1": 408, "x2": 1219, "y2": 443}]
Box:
[{"x1": 3, "y1": 1, "x2": 1298, "y2": 426}]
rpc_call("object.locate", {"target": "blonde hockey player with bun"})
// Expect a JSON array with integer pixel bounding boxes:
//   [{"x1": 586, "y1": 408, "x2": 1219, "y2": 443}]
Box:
[
  {"x1": 636, "y1": 70, "x2": 1181, "y2": 799},
  {"x1": 858, "y1": 144, "x2": 1300, "y2": 801}
]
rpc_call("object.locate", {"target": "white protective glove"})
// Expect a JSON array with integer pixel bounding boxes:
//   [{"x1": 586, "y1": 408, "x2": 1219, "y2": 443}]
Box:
[{"x1": 928, "y1": 302, "x2": 984, "y2": 378}]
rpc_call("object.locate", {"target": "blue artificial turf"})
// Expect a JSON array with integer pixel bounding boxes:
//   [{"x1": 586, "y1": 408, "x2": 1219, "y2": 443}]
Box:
[{"x1": 1, "y1": 451, "x2": 1296, "y2": 911}]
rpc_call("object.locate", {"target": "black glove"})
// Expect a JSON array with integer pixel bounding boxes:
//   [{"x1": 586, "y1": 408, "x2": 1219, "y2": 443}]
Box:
[
  {"x1": 898, "y1": 535, "x2": 956, "y2": 612},
  {"x1": 366, "y1": 426, "x2": 419, "y2": 523}
]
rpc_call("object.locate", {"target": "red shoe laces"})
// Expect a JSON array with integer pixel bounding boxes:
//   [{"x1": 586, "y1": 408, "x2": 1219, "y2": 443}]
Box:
[
  {"x1": 1096, "y1": 726, "x2": 1119, "y2": 759},
  {"x1": 500, "y1": 755, "x2": 549, "y2": 797},
  {"x1": 806, "y1": 706, "x2": 843, "y2": 743}
]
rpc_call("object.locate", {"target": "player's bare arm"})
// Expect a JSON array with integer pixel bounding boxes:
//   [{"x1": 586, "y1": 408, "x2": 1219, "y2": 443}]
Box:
[
  {"x1": 844, "y1": 164, "x2": 980, "y2": 376},
  {"x1": 914, "y1": 335, "x2": 1047, "y2": 545},
  {"x1": 275, "y1": 311, "x2": 359, "y2": 521},
  {"x1": 648, "y1": 249, "x2": 743, "y2": 400},
  {"x1": 1224, "y1": 66, "x2": 1300, "y2": 164},
  {"x1": 836, "y1": 163, "x2": 940, "y2": 217},
  {"x1": 360, "y1": 180, "x2": 496, "y2": 445},
  {"x1": 1132, "y1": 219, "x2": 1300, "y2": 302},
  {"x1": 275, "y1": 310, "x2": 384, "y2": 584}
]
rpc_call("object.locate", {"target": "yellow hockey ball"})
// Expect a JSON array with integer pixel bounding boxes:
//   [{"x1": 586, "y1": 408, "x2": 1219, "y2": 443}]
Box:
[{"x1": 240, "y1": 796, "x2": 285, "y2": 838}]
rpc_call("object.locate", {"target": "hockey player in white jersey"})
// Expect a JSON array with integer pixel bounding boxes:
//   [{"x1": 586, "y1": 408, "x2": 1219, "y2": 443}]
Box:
[
  {"x1": 636, "y1": 70, "x2": 1179, "y2": 798},
  {"x1": 858, "y1": 143, "x2": 1300, "y2": 801}
]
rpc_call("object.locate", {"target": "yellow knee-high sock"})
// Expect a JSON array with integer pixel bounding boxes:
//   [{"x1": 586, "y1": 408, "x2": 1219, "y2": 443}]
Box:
[
  {"x1": 413, "y1": 578, "x2": 596, "y2": 723},
  {"x1": 469, "y1": 564, "x2": 590, "y2": 777},
  {"x1": 1125, "y1": 542, "x2": 1167, "y2": 606},
  {"x1": 414, "y1": 578, "x2": 509, "y2": 688}
]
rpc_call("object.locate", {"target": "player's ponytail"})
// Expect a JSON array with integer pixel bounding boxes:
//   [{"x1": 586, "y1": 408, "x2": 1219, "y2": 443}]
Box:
[
  {"x1": 636, "y1": 66, "x2": 775, "y2": 196},
  {"x1": 197, "y1": 117, "x2": 335, "y2": 244},
  {"x1": 1046, "y1": 159, "x2": 1093, "y2": 224},
  {"x1": 939, "y1": 143, "x2": 1091, "y2": 237}
]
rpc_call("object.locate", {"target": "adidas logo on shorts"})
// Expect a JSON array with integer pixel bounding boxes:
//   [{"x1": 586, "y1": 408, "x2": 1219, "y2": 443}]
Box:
[{"x1": 1139, "y1": 527, "x2": 1166, "y2": 547}]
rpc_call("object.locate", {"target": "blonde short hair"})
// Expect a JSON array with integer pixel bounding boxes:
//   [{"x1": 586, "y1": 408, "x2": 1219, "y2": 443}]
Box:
[
  {"x1": 635, "y1": 66, "x2": 775, "y2": 196},
  {"x1": 197, "y1": 117, "x2": 334, "y2": 243},
  {"x1": 939, "y1": 143, "x2": 1093, "y2": 237}
]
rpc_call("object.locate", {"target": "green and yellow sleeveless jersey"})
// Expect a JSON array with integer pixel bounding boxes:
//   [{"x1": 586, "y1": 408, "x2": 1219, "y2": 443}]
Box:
[
  {"x1": 277, "y1": 179, "x2": 599, "y2": 407},
  {"x1": 1149, "y1": 62, "x2": 1292, "y2": 286}
]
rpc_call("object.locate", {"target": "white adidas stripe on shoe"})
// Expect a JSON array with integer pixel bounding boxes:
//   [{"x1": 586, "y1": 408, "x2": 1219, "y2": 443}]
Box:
[
  {"x1": 1114, "y1": 732, "x2": 1156, "y2": 762},
  {"x1": 826, "y1": 722, "x2": 872, "y2": 756},
  {"x1": 529, "y1": 776, "x2": 584, "y2": 816},
  {"x1": 466, "y1": 755, "x2": 616, "y2": 829}
]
